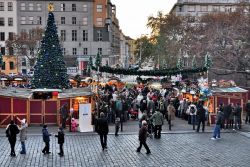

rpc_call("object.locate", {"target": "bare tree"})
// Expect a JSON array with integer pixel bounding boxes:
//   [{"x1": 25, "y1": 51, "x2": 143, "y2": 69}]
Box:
[{"x1": 5, "y1": 27, "x2": 44, "y2": 67}]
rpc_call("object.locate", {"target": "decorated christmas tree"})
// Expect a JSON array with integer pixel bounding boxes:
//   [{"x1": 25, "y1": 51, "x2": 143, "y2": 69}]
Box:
[{"x1": 32, "y1": 11, "x2": 69, "y2": 89}]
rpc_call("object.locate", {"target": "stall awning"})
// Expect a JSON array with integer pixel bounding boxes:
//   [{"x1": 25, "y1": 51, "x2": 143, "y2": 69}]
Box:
[
  {"x1": 211, "y1": 87, "x2": 248, "y2": 93},
  {"x1": 31, "y1": 89, "x2": 62, "y2": 93}
]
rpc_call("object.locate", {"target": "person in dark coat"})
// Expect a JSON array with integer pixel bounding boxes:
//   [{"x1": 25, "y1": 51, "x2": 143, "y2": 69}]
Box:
[
  {"x1": 196, "y1": 101, "x2": 206, "y2": 132},
  {"x1": 245, "y1": 100, "x2": 250, "y2": 124},
  {"x1": 60, "y1": 103, "x2": 69, "y2": 129},
  {"x1": 136, "y1": 120, "x2": 151, "y2": 154},
  {"x1": 211, "y1": 108, "x2": 224, "y2": 140},
  {"x1": 42, "y1": 125, "x2": 51, "y2": 154},
  {"x1": 224, "y1": 104, "x2": 232, "y2": 129},
  {"x1": 96, "y1": 112, "x2": 109, "y2": 151},
  {"x1": 55, "y1": 127, "x2": 65, "y2": 156},
  {"x1": 6, "y1": 120, "x2": 20, "y2": 156},
  {"x1": 234, "y1": 103, "x2": 242, "y2": 130}
]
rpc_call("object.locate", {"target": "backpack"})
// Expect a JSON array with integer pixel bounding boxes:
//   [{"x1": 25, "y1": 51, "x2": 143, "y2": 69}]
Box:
[{"x1": 190, "y1": 106, "x2": 195, "y2": 114}]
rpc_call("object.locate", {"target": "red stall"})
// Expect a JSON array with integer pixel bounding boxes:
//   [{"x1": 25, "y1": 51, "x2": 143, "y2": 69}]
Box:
[
  {"x1": 209, "y1": 87, "x2": 248, "y2": 124},
  {"x1": 0, "y1": 87, "x2": 93, "y2": 127}
]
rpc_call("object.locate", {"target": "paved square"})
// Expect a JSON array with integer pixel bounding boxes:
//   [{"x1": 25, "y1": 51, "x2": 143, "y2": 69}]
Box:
[{"x1": 0, "y1": 132, "x2": 249, "y2": 167}]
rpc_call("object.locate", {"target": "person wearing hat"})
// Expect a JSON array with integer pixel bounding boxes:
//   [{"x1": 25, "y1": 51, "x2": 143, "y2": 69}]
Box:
[
  {"x1": 136, "y1": 120, "x2": 151, "y2": 154},
  {"x1": 42, "y1": 125, "x2": 52, "y2": 154},
  {"x1": 6, "y1": 120, "x2": 20, "y2": 157},
  {"x1": 19, "y1": 119, "x2": 27, "y2": 154},
  {"x1": 96, "y1": 112, "x2": 109, "y2": 151},
  {"x1": 55, "y1": 127, "x2": 65, "y2": 156},
  {"x1": 245, "y1": 100, "x2": 250, "y2": 124}
]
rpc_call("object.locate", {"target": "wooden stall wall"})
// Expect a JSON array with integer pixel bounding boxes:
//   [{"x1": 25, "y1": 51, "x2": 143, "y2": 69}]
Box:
[
  {"x1": 44, "y1": 100, "x2": 57, "y2": 125},
  {"x1": 0, "y1": 96, "x2": 92, "y2": 127},
  {"x1": 0, "y1": 96, "x2": 12, "y2": 127},
  {"x1": 13, "y1": 98, "x2": 27, "y2": 125},
  {"x1": 29, "y1": 100, "x2": 43, "y2": 125}
]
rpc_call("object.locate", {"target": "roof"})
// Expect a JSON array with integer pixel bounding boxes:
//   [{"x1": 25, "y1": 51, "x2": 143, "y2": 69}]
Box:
[
  {"x1": 31, "y1": 89, "x2": 62, "y2": 93},
  {"x1": 0, "y1": 87, "x2": 93, "y2": 99},
  {"x1": 211, "y1": 87, "x2": 248, "y2": 93}
]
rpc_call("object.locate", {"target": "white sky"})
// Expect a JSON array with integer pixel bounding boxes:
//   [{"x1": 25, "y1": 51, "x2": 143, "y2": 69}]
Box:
[{"x1": 111, "y1": 0, "x2": 178, "y2": 39}]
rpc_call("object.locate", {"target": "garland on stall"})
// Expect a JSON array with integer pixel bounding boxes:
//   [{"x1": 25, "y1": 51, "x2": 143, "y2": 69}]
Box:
[
  {"x1": 91, "y1": 65, "x2": 207, "y2": 76},
  {"x1": 89, "y1": 55, "x2": 210, "y2": 77}
]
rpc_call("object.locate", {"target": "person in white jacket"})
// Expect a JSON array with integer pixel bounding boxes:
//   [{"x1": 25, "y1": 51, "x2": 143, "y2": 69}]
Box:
[
  {"x1": 187, "y1": 103, "x2": 197, "y2": 130},
  {"x1": 19, "y1": 119, "x2": 28, "y2": 154}
]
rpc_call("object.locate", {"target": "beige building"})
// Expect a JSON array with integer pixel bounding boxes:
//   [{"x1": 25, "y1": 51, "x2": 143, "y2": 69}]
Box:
[
  {"x1": 1, "y1": 55, "x2": 18, "y2": 75},
  {"x1": 170, "y1": 0, "x2": 250, "y2": 16}
]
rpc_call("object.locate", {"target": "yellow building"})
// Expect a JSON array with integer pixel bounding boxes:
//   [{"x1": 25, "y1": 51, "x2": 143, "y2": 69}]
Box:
[{"x1": 1, "y1": 55, "x2": 18, "y2": 75}]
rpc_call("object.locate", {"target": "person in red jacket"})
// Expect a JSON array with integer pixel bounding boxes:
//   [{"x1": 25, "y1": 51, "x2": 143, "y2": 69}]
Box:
[{"x1": 136, "y1": 120, "x2": 151, "y2": 154}]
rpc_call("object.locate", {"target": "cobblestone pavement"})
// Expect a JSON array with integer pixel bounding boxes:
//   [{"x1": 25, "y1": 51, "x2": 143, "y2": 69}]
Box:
[{"x1": 0, "y1": 132, "x2": 250, "y2": 167}]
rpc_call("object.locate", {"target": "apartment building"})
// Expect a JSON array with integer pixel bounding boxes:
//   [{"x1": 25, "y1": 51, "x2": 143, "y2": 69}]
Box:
[
  {"x1": 0, "y1": 0, "x2": 18, "y2": 74},
  {"x1": 170, "y1": 0, "x2": 250, "y2": 17},
  {"x1": 0, "y1": 0, "x2": 123, "y2": 76}
]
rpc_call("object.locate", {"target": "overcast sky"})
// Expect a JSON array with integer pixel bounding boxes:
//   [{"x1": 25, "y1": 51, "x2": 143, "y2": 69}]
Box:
[{"x1": 111, "y1": 0, "x2": 178, "y2": 39}]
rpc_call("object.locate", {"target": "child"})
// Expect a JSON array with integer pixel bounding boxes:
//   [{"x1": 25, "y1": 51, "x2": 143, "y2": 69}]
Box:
[
  {"x1": 71, "y1": 118, "x2": 78, "y2": 132},
  {"x1": 55, "y1": 127, "x2": 65, "y2": 156},
  {"x1": 115, "y1": 117, "x2": 120, "y2": 136}
]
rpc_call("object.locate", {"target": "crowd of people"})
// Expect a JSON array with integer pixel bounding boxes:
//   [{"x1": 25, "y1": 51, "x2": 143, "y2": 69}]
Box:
[
  {"x1": 93, "y1": 84, "x2": 211, "y2": 134},
  {"x1": 5, "y1": 83, "x2": 250, "y2": 156}
]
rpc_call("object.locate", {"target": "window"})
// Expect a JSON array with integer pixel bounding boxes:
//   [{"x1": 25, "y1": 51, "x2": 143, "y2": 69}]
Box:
[
  {"x1": 37, "y1": 3, "x2": 42, "y2": 11},
  {"x1": 83, "y1": 18, "x2": 87, "y2": 25},
  {"x1": 21, "y1": 17, "x2": 26, "y2": 24},
  {"x1": 200, "y1": 6, "x2": 208, "y2": 12},
  {"x1": 29, "y1": 48, "x2": 34, "y2": 55},
  {"x1": 97, "y1": 30, "x2": 102, "y2": 41},
  {"x1": 213, "y1": 6, "x2": 220, "y2": 12},
  {"x1": 98, "y1": 48, "x2": 102, "y2": 55},
  {"x1": 0, "y1": 2, "x2": 4, "y2": 11},
  {"x1": 72, "y1": 17, "x2": 76, "y2": 25},
  {"x1": 21, "y1": 3, "x2": 25, "y2": 11},
  {"x1": 83, "y1": 4, "x2": 87, "y2": 12},
  {"x1": 72, "y1": 48, "x2": 77, "y2": 55},
  {"x1": 62, "y1": 48, "x2": 66, "y2": 55},
  {"x1": 83, "y1": 48, "x2": 88, "y2": 55},
  {"x1": 2, "y1": 62, "x2": 5, "y2": 70},
  {"x1": 72, "y1": 4, "x2": 76, "y2": 11},
  {"x1": 179, "y1": 6, "x2": 182, "y2": 12},
  {"x1": 0, "y1": 32, "x2": 4, "y2": 41},
  {"x1": 9, "y1": 61, "x2": 14, "y2": 70},
  {"x1": 22, "y1": 58, "x2": 26, "y2": 66},
  {"x1": 72, "y1": 30, "x2": 77, "y2": 41},
  {"x1": 61, "y1": 3, "x2": 65, "y2": 11},
  {"x1": 97, "y1": 5, "x2": 103, "y2": 12},
  {"x1": 8, "y1": 2, "x2": 13, "y2": 11},
  {"x1": 83, "y1": 30, "x2": 88, "y2": 41},
  {"x1": 29, "y1": 3, "x2": 34, "y2": 11},
  {"x1": 96, "y1": 18, "x2": 103, "y2": 26},
  {"x1": 0, "y1": 17, "x2": 4, "y2": 26},
  {"x1": 9, "y1": 32, "x2": 14, "y2": 40},
  {"x1": 8, "y1": 18, "x2": 13, "y2": 26},
  {"x1": 61, "y1": 17, "x2": 65, "y2": 24},
  {"x1": 29, "y1": 16, "x2": 34, "y2": 24},
  {"x1": 1, "y1": 47, "x2": 5, "y2": 55},
  {"x1": 37, "y1": 16, "x2": 42, "y2": 25},
  {"x1": 9, "y1": 47, "x2": 14, "y2": 55},
  {"x1": 61, "y1": 30, "x2": 66, "y2": 41},
  {"x1": 188, "y1": 5, "x2": 195, "y2": 12}
]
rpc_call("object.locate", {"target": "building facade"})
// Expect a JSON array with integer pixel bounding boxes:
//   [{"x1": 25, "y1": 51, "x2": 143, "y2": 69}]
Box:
[
  {"x1": 0, "y1": 0, "x2": 123, "y2": 76},
  {"x1": 170, "y1": 0, "x2": 250, "y2": 16},
  {"x1": 0, "y1": 0, "x2": 18, "y2": 74}
]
